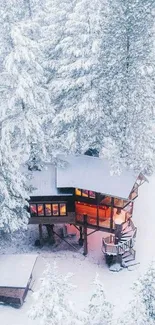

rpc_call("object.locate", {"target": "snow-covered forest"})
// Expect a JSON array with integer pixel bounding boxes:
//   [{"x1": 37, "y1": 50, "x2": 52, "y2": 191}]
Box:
[
  {"x1": 1, "y1": 0, "x2": 155, "y2": 233},
  {"x1": 29, "y1": 261, "x2": 155, "y2": 325},
  {"x1": 0, "y1": 1, "x2": 155, "y2": 324}
]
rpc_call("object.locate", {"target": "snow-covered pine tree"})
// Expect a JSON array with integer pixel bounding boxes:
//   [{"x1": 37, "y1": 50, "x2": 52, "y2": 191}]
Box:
[
  {"x1": 100, "y1": 0, "x2": 155, "y2": 174},
  {"x1": 134, "y1": 261, "x2": 155, "y2": 323},
  {"x1": 98, "y1": 0, "x2": 128, "y2": 173},
  {"x1": 23, "y1": 0, "x2": 45, "y2": 18},
  {"x1": 45, "y1": 0, "x2": 108, "y2": 155},
  {"x1": 122, "y1": 0, "x2": 155, "y2": 174},
  {"x1": 0, "y1": 0, "x2": 35, "y2": 72},
  {"x1": 85, "y1": 274, "x2": 113, "y2": 325},
  {"x1": 29, "y1": 262, "x2": 85, "y2": 325},
  {"x1": 1, "y1": 19, "x2": 52, "y2": 169},
  {"x1": 118, "y1": 295, "x2": 148, "y2": 325},
  {"x1": 13, "y1": 0, "x2": 78, "y2": 162},
  {"x1": 34, "y1": 0, "x2": 80, "y2": 158},
  {"x1": 0, "y1": 128, "x2": 30, "y2": 233},
  {"x1": 119, "y1": 261, "x2": 155, "y2": 325}
]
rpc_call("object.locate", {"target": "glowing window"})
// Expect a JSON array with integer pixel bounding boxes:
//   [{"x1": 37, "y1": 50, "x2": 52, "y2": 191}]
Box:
[
  {"x1": 89, "y1": 191, "x2": 95, "y2": 199},
  {"x1": 60, "y1": 203, "x2": 66, "y2": 216},
  {"x1": 30, "y1": 204, "x2": 37, "y2": 216},
  {"x1": 100, "y1": 196, "x2": 111, "y2": 205},
  {"x1": 82, "y1": 190, "x2": 89, "y2": 197},
  {"x1": 37, "y1": 204, "x2": 44, "y2": 216},
  {"x1": 75, "y1": 188, "x2": 81, "y2": 196},
  {"x1": 45, "y1": 204, "x2": 52, "y2": 216},
  {"x1": 52, "y1": 204, "x2": 59, "y2": 216},
  {"x1": 129, "y1": 187, "x2": 138, "y2": 200},
  {"x1": 114, "y1": 198, "x2": 129, "y2": 208}
]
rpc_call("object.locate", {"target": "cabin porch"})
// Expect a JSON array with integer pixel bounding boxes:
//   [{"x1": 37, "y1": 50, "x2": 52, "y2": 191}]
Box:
[{"x1": 75, "y1": 200, "x2": 133, "y2": 232}]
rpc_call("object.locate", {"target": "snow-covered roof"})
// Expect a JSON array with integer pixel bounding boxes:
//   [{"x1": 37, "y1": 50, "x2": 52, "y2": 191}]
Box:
[
  {"x1": 22, "y1": 164, "x2": 72, "y2": 197},
  {"x1": 57, "y1": 155, "x2": 140, "y2": 199},
  {"x1": 0, "y1": 254, "x2": 37, "y2": 288}
]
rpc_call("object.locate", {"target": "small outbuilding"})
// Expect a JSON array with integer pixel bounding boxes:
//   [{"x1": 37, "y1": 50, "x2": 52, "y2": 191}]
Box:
[{"x1": 0, "y1": 254, "x2": 37, "y2": 307}]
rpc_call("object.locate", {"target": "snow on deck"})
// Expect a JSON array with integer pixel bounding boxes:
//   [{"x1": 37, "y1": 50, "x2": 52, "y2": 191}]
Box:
[
  {"x1": 0, "y1": 255, "x2": 37, "y2": 288},
  {"x1": 57, "y1": 154, "x2": 139, "y2": 199}
]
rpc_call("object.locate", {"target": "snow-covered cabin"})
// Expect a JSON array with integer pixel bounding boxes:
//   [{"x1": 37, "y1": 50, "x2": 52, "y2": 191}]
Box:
[
  {"x1": 26, "y1": 154, "x2": 147, "y2": 259},
  {"x1": 27, "y1": 154, "x2": 146, "y2": 229}
]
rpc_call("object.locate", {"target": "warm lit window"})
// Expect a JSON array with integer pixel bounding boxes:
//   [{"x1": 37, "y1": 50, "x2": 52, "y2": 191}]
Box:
[
  {"x1": 45, "y1": 204, "x2": 52, "y2": 216},
  {"x1": 76, "y1": 188, "x2": 96, "y2": 199},
  {"x1": 60, "y1": 203, "x2": 66, "y2": 216},
  {"x1": 100, "y1": 196, "x2": 111, "y2": 205},
  {"x1": 89, "y1": 191, "x2": 95, "y2": 199},
  {"x1": 114, "y1": 198, "x2": 124, "y2": 207},
  {"x1": 30, "y1": 204, "x2": 37, "y2": 216},
  {"x1": 114, "y1": 198, "x2": 129, "y2": 208},
  {"x1": 52, "y1": 204, "x2": 59, "y2": 216},
  {"x1": 37, "y1": 204, "x2": 44, "y2": 216},
  {"x1": 129, "y1": 187, "x2": 138, "y2": 200},
  {"x1": 130, "y1": 191, "x2": 138, "y2": 200},
  {"x1": 82, "y1": 190, "x2": 89, "y2": 197},
  {"x1": 75, "y1": 188, "x2": 81, "y2": 196}
]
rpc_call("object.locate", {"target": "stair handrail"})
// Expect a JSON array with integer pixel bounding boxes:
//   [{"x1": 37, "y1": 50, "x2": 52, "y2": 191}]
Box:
[
  {"x1": 121, "y1": 217, "x2": 136, "y2": 232},
  {"x1": 102, "y1": 227, "x2": 137, "y2": 256}
]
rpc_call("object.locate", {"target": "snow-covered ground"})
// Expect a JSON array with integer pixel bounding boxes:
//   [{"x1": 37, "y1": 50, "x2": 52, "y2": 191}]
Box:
[{"x1": 0, "y1": 176, "x2": 154, "y2": 325}]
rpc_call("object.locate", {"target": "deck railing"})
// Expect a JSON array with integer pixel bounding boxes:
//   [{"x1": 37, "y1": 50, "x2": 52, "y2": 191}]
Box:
[
  {"x1": 102, "y1": 227, "x2": 137, "y2": 256},
  {"x1": 121, "y1": 218, "x2": 135, "y2": 232}
]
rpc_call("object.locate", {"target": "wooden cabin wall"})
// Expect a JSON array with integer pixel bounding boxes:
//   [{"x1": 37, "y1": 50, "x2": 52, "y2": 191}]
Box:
[
  {"x1": 29, "y1": 195, "x2": 75, "y2": 225},
  {"x1": 28, "y1": 187, "x2": 135, "y2": 230}
]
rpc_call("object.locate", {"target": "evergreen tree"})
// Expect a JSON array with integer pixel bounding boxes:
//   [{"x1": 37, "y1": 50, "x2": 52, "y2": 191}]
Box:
[
  {"x1": 36, "y1": 0, "x2": 80, "y2": 157},
  {"x1": 119, "y1": 261, "x2": 155, "y2": 325},
  {"x1": 1, "y1": 19, "x2": 52, "y2": 168},
  {"x1": 134, "y1": 262, "x2": 155, "y2": 322},
  {"x1": 0, "y1": 3, "x2": 51, "y2": 232},
  {"x1": 100, "y1": 0, "x2": 155, "y2": 174},
  {"x1": 85, "y1": 274, "x2": 113, "y2": 325},
  {"x1": 0, "y1": 0, "x2": 35, "y2": 72},
  {"x1": 50, "y1": 0, "x2": 107, "y2": 155},
  {"x1": 0, "y1": 129, "x2": 29, "y2": 232},
  {"x1": 123, "y1": 0, "x2": 155, "y2": 174},
  {"x1": 29, "y1": 262, "x2": 85, "y2": 325}
]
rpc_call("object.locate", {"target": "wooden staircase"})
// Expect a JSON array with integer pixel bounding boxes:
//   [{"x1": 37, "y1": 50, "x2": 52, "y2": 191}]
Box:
[
  {"x1": 102, "y1": 219, "x2": 138, "y2": 269},
  {"x1": 121, "y1": 248, "x2": 136, "y2": 267}
]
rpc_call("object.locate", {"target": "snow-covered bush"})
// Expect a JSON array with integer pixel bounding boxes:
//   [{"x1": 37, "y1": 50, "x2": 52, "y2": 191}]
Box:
[
  {"x1": 85, "y1": 273, "x2": 113, "y2": 325},
  {"x1": 119, "y1": 261, "x2": 155, "y2": 325},
  {"x1": 29, "y1": 262, "x2": 85, "y2": 325}
]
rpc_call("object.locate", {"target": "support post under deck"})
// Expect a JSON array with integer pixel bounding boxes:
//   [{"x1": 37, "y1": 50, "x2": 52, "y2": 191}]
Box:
[
  {"x1": 46, "y1": 224, "x2": 55, "y2": 244},
  {"x1": 79, "y1": 226, "x2": 83, "y2": 246},
  {"x1": 97, "y1": 193, "x2": 100, "y2": 227},
  {"x1": 83, "y1": 214, "x2": 88, "y2": 256},
  {"x1": 39, "y1": 224, "x2": 43, "y2": 245}
]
